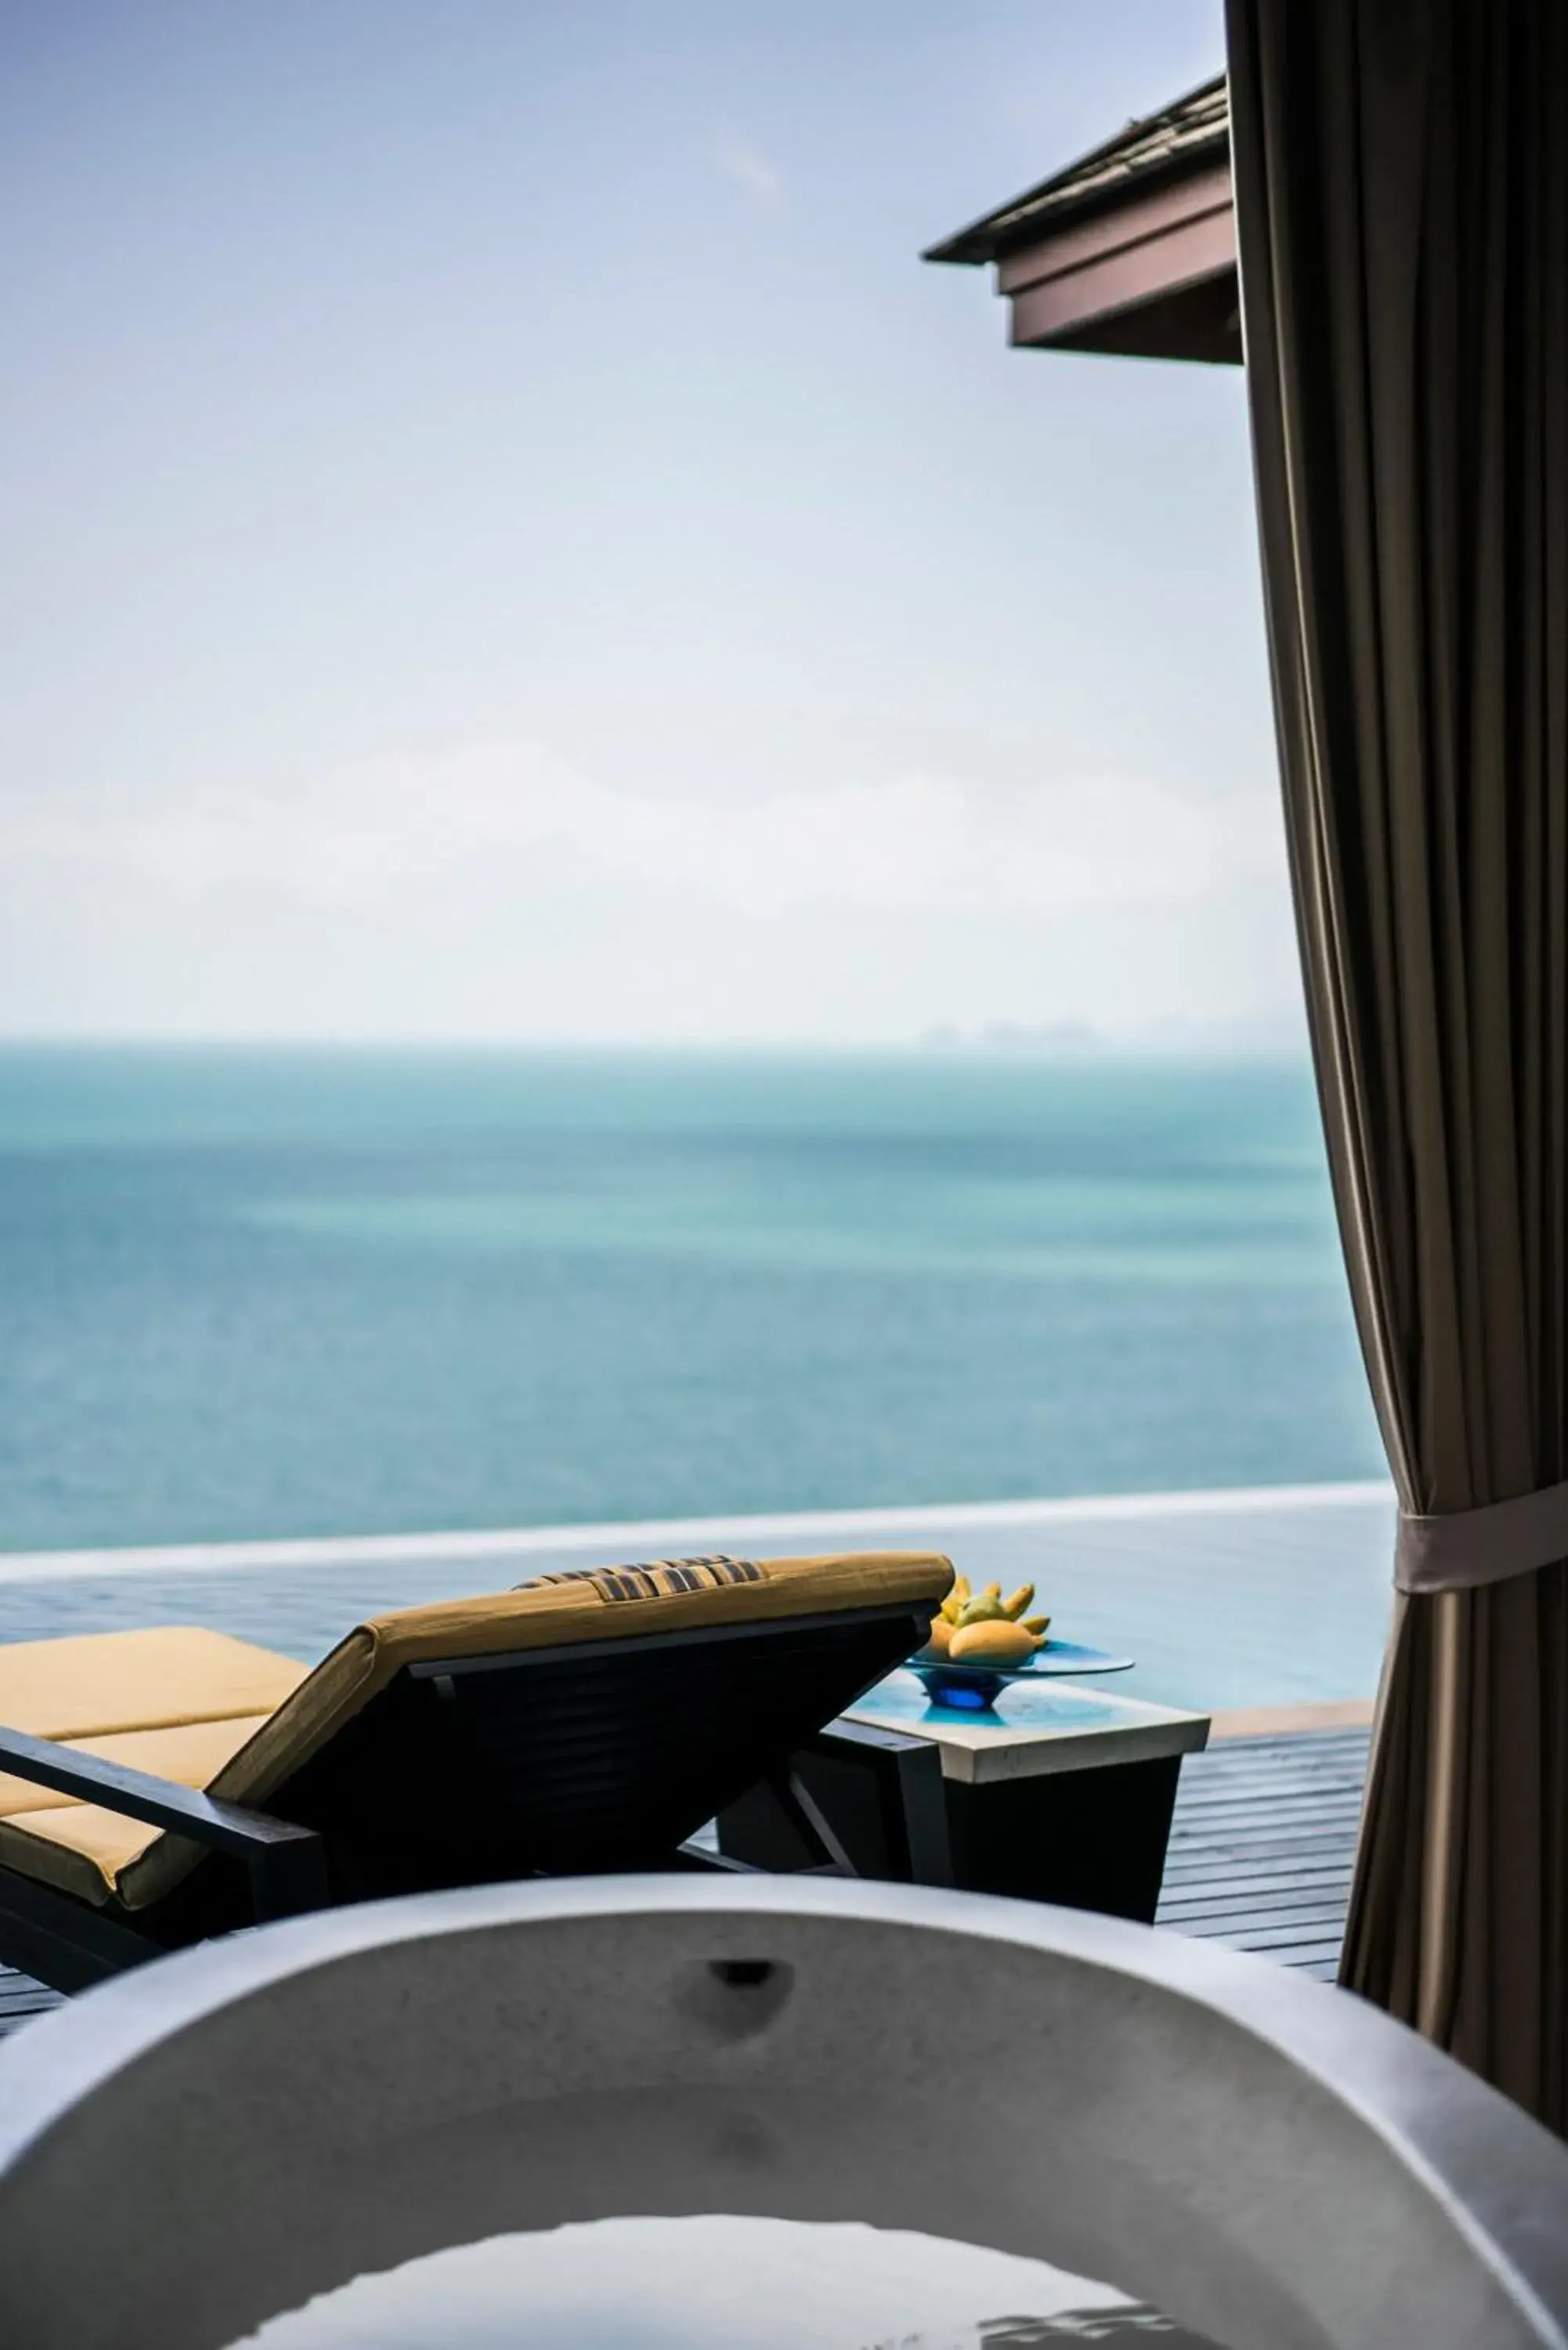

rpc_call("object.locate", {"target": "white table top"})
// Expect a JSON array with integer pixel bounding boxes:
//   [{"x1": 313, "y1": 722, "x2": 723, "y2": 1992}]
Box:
[{"x1": 844, "y1": 1671, "x2": 1211, "y2": 1787}]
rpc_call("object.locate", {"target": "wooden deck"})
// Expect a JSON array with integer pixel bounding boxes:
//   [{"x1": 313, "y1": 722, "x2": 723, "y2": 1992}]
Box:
[
  {"x1": 0, "y1": 1965, "x2": 58, "y2": 2039},
  {"x1": 0, "y1": 1726, "x2": 1369, "y2": 2041},
  {"x1": 1155, "y1": 1726, "x2": 1368, "y2": 1982}
]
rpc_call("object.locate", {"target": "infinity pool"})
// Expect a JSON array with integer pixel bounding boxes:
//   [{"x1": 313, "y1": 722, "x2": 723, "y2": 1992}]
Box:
[{"x1": 0, "y1": 1482, "x2": 1395, "y2": 1716}]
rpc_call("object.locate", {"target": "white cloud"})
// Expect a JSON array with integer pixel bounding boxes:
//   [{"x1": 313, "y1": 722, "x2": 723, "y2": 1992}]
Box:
[
  {"x1": 710, "y1": 128, "x2": 784, "y2": 212},
  {"x1": 2, "y1": 741, "x2": 1287, "y2": 919}
]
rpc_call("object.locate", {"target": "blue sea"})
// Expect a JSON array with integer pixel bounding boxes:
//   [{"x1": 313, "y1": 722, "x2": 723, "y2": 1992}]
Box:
[{"x1": 0, "y1": 1046, "x2": 1383, "y2": 1556}]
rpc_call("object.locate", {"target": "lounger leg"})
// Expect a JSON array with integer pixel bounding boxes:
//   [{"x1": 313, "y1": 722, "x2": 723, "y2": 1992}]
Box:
[
  {"x1": 246, "y1": 1833, "x2": 331, "y2": 1925},
  {"x1": 716, "y1": 1724, "x2": 954, "y2": 1885},
  {"x1": 768, "y1": 1767, "x2": 858, "y2": 1875}
]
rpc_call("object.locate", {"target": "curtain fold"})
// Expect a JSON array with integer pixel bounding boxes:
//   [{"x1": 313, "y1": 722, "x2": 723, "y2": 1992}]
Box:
[{"x1": 1225, "y1": 0, "x2": 1568, "y2": 2127}]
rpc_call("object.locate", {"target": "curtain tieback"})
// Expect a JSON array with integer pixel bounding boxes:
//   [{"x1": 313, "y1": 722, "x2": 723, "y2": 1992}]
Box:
[{"x1": 1396, "y1": 1478, "x2": 1568, "y2": 1593}]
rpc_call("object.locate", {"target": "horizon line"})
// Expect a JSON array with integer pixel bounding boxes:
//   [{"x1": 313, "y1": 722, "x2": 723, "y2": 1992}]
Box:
[{"x1": 0, "y1": 1032, "x2": 1313, "y2": 1058}]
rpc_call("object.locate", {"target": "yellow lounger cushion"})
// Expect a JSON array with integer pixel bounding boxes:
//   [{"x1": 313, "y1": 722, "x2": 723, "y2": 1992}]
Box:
[
  {"x1": 0, "y1": 1625, "x2": 308, "y2": 1743},
  {"x1": 0, "y1": 1716, "x2": 276, "y2": 1818},
  {"x1": 0, "y1": 1802, "x2": 178, "y2": 1891},
  {"x1": 0, "y1": 1549, "x2": 952, "y2": 1912}
]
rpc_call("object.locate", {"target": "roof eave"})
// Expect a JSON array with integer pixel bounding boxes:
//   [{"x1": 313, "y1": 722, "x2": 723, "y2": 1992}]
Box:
[{"x1": 923, "y1": 70, "x2": 1230, "y2": 269}]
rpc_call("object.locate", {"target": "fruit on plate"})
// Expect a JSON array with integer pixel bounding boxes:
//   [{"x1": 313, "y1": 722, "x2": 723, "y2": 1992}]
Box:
[
  {"x1": 948, "y1": 1618, "x2": 1047, "y2": 1664},
  {"x1": 938, "y1": 1574, "x2": 974, "y2": 1624},
  {"x1": 920, "y1": 1575, "x2": 1050, "y2": 1660}
]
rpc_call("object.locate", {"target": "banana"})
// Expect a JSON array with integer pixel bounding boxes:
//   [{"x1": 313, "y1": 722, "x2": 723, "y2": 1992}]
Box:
[
  {"x1": 941, "y1": 1574, "x2": 972, "y2": 1625},
  {"x1": 1001, "y1": 1582, "x2": 1035, "y2": 1622},
  {"x1": 1021, "y1": 1614, "x2": 1051, "y2": 1637}
]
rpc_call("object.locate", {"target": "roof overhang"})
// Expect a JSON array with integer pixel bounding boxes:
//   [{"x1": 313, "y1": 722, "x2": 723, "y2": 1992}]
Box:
[{"x1": 927, "y1": 74, "x2": 1241, "y2": 367}]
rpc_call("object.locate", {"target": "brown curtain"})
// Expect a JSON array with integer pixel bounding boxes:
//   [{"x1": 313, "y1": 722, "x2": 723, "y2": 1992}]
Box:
[{"x1": 1224, "y1": 0, "x2": 1568, "y2": 2128}]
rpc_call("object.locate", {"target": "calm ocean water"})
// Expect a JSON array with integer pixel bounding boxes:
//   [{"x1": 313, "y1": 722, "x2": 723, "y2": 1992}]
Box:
[{"x1": 0, "y1": 1046, "x2": 1383, "y2": 1554}]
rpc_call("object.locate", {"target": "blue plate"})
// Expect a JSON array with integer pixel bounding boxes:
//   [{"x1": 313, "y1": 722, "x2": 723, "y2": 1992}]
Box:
[{"x1": 906, "y1": 1638, "x2": 1134, "y2": 1712}]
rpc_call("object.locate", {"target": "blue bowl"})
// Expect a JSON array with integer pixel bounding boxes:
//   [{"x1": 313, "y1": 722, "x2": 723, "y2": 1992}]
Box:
[{"x1": 906, "y1": 1638, "x2": 1134, "y2": 1713}]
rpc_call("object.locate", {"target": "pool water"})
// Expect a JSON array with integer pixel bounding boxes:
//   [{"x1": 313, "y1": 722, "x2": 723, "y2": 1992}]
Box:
[{"x1": 233, "y1": 2216, "x2": 1221, "y2": 2348}]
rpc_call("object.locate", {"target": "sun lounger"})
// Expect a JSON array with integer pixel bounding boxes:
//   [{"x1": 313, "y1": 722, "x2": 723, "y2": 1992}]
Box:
[{"x1": 0, "y1": 1549, "x2": 952, "y2": 1990}]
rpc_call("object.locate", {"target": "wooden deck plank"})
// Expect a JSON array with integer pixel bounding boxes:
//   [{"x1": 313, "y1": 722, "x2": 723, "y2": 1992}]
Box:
[
  {"x1": 1171, "y1": 1778, "x2": 1365, "y2": 1806},
  {"x1": 1157, "y1": 1893, "x2": 1353, "y2": 1929},
  {"x1": 1160, "y1": 1855, "x2": 1358, "y2": 1882},
  {"x1": 1169, "y1": 1773, "x2": 1367, "y2": 1803},
  {"x1": 1163, "y1": 1860, "x2": 1356, "y2": 1884},
  {"x1": 1162, "y1": 1914, "x2": 1351, "y2": 1946},
  {"x1": 1171, "y1": 1757, "x2": 1369, "y2": 1787},
  {"x1": 1167, "y1": 1804, "x2": 1364, "y2": 1833},
  {"x1": 1158, "y1": 1878, "x2": 1354, "y2": 1911},
  {"x1": 1178, "y1": 1776, "x2": 1364, "y2": 1792},
  {"x1": 1176, "y1": 1759, "x2": 1368, "y2": 1788},
  {"x1": 1159, "y1": 1900, "x2": 1353, "y2": 1928},
  {"x1": 1165, "y1": 1823, "x2": 1364, "y2": 1853},
  {"x1": 1165, "y1": 1873, "x2": 1356, "y2": 1900}
]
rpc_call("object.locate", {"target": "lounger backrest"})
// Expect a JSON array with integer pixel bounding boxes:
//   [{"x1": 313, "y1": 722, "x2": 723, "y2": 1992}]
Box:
[{"x1": 116, "y1": 1549, "x2": 952, "y2": 1909}]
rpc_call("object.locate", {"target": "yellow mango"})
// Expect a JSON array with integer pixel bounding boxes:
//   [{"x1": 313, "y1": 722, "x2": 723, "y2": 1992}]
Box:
[{"x1": 948, "y1": 1618, "x2": 1041, "y2": 1664}]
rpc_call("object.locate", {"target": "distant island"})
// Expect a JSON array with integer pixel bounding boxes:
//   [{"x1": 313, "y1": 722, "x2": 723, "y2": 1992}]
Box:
[{"x1": 918, "y1": 1012, "x2": 1310, "y2": 1059}]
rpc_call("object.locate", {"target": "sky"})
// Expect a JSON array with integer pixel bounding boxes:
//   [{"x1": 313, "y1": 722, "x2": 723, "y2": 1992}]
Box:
[{"x1": 0, "y1": 0, "x2": 1300, "y2": 1050}]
